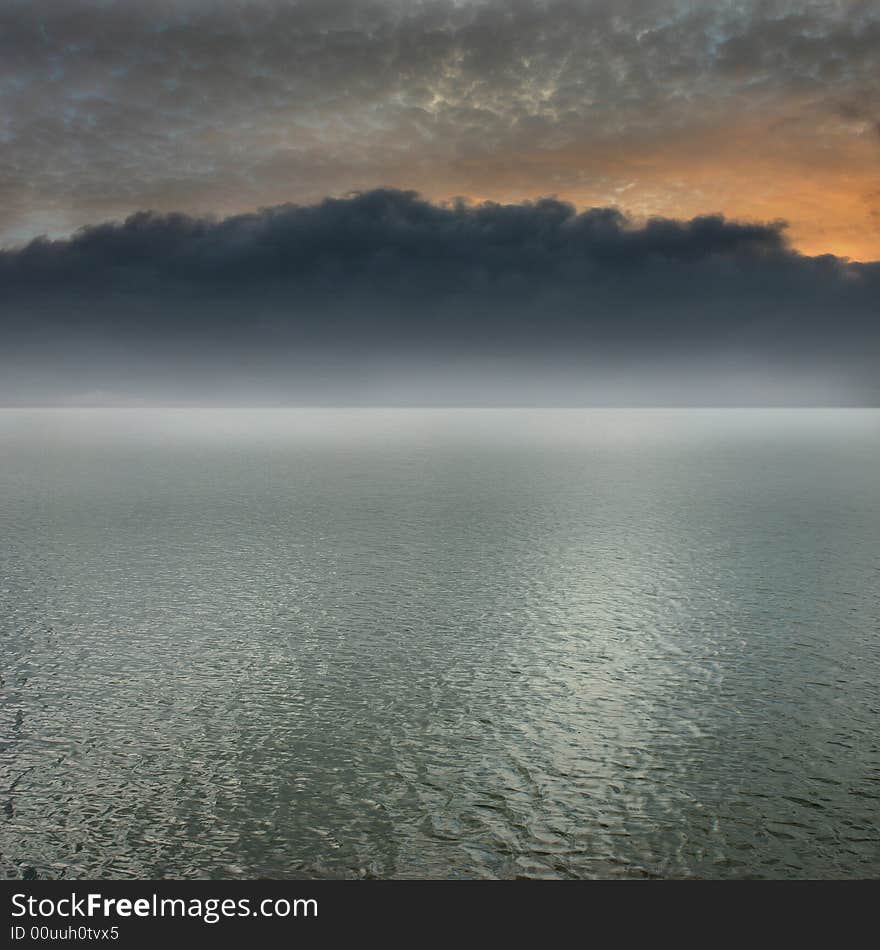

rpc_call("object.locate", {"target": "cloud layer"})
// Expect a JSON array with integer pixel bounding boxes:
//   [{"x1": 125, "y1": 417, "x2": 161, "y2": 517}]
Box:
[
  {"x1": 2, "y1": 0, "x2": 878, "y2": 258},
  {"x1": 2, "y1": 190, "x2": 877, "y2": 404}
]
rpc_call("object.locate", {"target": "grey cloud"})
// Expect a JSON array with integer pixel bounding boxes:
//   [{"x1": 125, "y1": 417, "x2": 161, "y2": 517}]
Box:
[
  {"x1": 1, "y1": 0, "x2": 878, "y2": 244},
  {"x1": 1, "y1": 189, "x2": 877, "y2": 404}
]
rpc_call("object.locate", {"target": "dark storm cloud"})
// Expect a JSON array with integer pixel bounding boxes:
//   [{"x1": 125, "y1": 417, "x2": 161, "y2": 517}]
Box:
[
  {"x1": 1, "y1": 190, "x2": 878, "y2": 404},
  {"x1": 1, "y1": 1, "x2": 878, "y2": 256},
  {"x1": 0, "y1": 190, "x2": 790, "y2": 293}
]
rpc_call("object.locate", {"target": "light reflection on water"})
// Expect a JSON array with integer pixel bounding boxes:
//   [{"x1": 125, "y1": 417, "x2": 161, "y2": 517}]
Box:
[{"x1": 1, "y1": 409, "x2": 878, "y2": 878}]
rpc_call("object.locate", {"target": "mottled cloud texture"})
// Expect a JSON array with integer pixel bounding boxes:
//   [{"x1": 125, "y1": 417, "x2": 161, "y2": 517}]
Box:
[
  {"x1": 2, "y1": 191, "x2": 877, "y2": 404},
  {"x1": 2, "y1": 0, "x2": 879, "y2": 258}
]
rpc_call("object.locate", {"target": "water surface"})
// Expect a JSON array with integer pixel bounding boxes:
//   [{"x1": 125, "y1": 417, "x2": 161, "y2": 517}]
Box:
[{"x1": 1, "y1": 409, "x2": 878, "y2": 878}]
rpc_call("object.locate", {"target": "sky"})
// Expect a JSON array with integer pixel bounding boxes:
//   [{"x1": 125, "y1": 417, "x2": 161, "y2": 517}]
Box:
[
  {"x1": 2, "y1": 0, "x2": 878, "y2": 258},
  {"x1": 1, "y1": 0, "x2": 878, "y2": 405}
]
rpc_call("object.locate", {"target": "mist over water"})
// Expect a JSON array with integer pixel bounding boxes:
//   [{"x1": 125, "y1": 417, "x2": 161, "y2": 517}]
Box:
[{"x1": 1, "y1": 409, "x2": 878, "y2": 879}]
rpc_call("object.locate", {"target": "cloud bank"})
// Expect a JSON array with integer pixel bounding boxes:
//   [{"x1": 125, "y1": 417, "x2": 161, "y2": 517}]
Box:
[{"x1": 2, "y1": 190, "x2": 877, "y2": 405}]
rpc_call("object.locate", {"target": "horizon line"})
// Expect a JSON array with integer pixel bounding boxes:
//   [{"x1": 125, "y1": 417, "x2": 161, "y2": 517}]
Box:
[{"x1": 2, "y1": 405, "x2": 878, "y2": 412}]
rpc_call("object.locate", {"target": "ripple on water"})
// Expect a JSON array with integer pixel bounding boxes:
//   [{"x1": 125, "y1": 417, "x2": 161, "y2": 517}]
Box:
[{"x1": 1, "y1": 409, "x2": 879, "y2": 878}]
